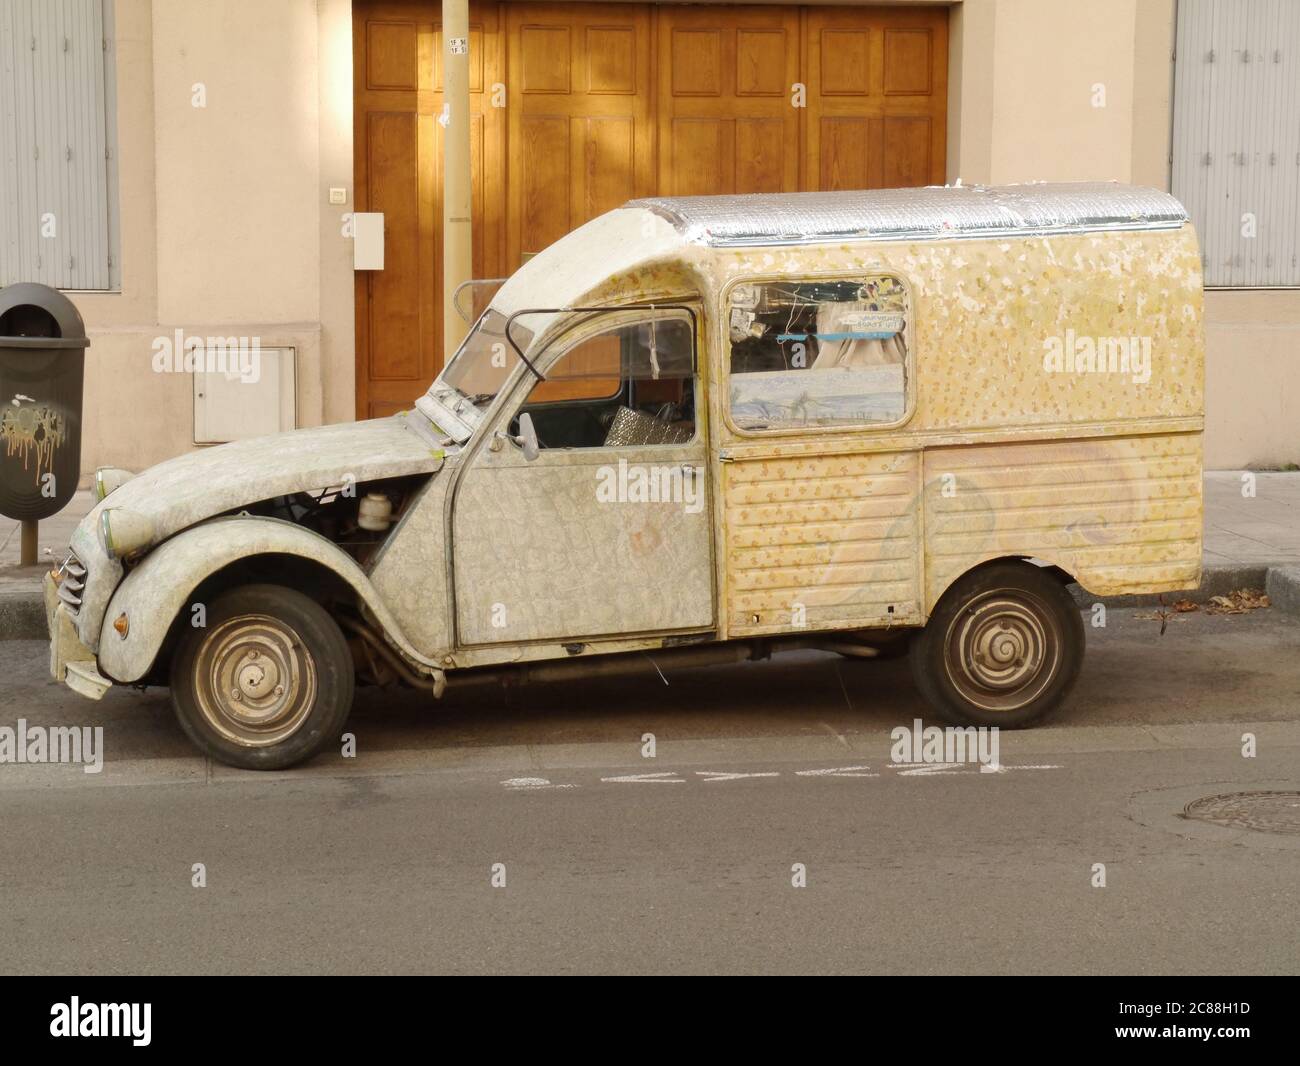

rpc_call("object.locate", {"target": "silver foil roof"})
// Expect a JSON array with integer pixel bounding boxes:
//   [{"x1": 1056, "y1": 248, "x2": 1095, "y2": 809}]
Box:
[{"x1": 628, "y1": 182, "x2": 1190, "y2": 247}]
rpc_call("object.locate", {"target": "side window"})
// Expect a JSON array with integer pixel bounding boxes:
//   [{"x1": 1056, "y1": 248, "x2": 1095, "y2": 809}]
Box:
[
  {"x1": 727, "y1": 275, "x2": 910, "y2": 431},
  {"x1": 528, "y1": 332, "x2": 622, "y2": 405},
  {"x1": 520, "y1": 314, "x2": 696, "y2": 449}
]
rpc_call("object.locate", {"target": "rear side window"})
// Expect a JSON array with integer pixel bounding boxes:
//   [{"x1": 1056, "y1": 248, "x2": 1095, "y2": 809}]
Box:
[{"x1": 726, "y1": 275, "x2": 910, "y2": 431}]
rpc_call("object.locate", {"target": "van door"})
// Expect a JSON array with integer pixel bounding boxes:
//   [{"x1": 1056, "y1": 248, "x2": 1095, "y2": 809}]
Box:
[
  {"x1": 719, "y1": 274, "x2": 923, "y2": 637},
  {"x1": 450, "y1": 308, "x2": 715, "y2": 647}
]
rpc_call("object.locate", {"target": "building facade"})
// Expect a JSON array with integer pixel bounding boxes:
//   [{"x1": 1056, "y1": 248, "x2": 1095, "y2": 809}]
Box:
[{"x1": 1, "y1": 0, "x2": 1296, "y2": 472}]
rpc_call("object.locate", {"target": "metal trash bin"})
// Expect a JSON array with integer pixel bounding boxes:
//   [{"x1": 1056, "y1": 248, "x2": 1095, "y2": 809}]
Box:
[{"x1": 0, "y1": 283, "x2": 91, "y2": 525}]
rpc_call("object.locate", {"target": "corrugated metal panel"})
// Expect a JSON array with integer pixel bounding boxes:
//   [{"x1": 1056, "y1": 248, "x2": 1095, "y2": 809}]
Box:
[
  {"x1": 0, "y1": 0, "x2": 115, "y2": 290},
  {"x1": 1173, "y1": 0, "x2": 1300, "y2": 287},
  {"x1": 723, "y1": 450, "x2": 922, "y2": 635},
  {"x1": 924, "y1": 435, "x2": 1203, "y2": 606}
]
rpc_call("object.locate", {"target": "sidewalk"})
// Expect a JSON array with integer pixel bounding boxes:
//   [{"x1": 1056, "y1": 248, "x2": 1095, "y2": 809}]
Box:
[
  {"x1": 0, "y1": 489, "x2": 95, "y2": 570},
  {"x1": 2, "y1": 476, "x2": 1299, "y2": 638},
  {"x1": 1203, "y1": 471, "x2": 1300, "y2": 566}
]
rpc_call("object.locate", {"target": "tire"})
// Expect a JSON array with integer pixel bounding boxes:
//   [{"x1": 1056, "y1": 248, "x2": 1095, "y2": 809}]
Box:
[
  {"x1": 170, "y1": 584, "x2": 355, "y2": 770},
  {"x1": 909, "y1": 562, "x2": 1084, "y2": 729}
]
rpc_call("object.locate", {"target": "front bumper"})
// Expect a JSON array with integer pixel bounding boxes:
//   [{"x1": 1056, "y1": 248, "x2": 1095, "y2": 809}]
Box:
[{"x1": 45, "y1": 571, "x2": 112, "y2": 700}]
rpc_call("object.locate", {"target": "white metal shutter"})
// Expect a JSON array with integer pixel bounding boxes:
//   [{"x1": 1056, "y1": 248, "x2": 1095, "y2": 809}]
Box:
[
  {"x1": 0, "y1": 0, "x2": 118, "y2": 291},
  {"x1": 1173, "y1": 0, "x2": 1300, "y2": 287}
]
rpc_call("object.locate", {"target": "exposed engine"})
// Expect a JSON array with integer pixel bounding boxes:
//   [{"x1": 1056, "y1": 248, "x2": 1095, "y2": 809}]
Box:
[{"x1": 238, "y1": 473, "x2": 431, "y2": 568}]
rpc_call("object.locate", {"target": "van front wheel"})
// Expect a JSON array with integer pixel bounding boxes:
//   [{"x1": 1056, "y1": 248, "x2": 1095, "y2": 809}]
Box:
[
  {"x1": 170, "y1": 584, "x2": 355, "y2": 770},
  {"x1": 910, "y1": 563, "x2": 1084, "y2": 729}
]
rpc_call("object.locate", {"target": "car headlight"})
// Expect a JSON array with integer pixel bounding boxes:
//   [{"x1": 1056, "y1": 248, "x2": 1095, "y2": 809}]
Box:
[
  {"x1": 98, "y1": 508, "x2": 155, "y2": 560},
  {"x1": 94, "y1": 466, "x2": 136, "y2": 502}
]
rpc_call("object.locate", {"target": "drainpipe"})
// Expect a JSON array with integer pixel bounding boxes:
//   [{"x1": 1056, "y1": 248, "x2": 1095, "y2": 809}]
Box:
[{"x1": 442, "y1": 0, "x2": 473, "y2": 361}]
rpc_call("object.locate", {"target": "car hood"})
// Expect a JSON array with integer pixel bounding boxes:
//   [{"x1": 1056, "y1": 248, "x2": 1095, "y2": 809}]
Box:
[{"x1": 88, "y1": 414, "x2": 446, "y2": 546}]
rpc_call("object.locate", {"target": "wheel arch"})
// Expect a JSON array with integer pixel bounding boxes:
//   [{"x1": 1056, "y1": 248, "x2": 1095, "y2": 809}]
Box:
[
  {"x1": 97, "y1": 516, "x2": 430, "y2": 684},
  {"x1": 926, "y1": 554, "x2": 1079, "y2": 616}
]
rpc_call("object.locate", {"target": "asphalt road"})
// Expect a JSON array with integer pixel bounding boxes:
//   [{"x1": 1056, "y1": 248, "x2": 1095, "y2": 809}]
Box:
[{"x1": 1, "y1": 605, "x2": 1297, "y2": 975}]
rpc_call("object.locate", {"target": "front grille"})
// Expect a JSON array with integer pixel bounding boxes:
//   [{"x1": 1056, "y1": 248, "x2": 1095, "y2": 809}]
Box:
[{"x1": 58, "y1": 553, "x2": 86, "y2": 616}]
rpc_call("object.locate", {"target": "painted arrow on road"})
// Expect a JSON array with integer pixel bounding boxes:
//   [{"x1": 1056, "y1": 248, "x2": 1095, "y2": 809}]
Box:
[
  {"x1": 600, "y1": 771, "x2": 686, "y2": 784},
  {"x1": 795, "y1": 766, "x2": 880, "y2": 778},
  {"x1": 695, "y1": 771, "x2": 781, "y2": 782}
]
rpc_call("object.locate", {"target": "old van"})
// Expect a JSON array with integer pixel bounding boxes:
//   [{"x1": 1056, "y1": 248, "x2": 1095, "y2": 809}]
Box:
[{"x1": 47, "y1": 181, "x2": 1204, "y2": 769}]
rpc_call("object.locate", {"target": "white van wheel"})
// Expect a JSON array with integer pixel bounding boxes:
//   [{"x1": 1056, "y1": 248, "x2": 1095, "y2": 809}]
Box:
[
  {"x1": 910, "y1": 562, "x2": 1084, "y2": 728},
  {"x1": 170, "y1": 584, "x2": 354, "y2": 769}
]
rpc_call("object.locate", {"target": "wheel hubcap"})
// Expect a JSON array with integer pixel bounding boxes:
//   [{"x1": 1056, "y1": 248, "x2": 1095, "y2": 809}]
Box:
[
  {"x1": 944, "y1": 590, "x2": 1061, "y2": 713},
  {"x1": 194, "y1": 615, "x2": 316, "y2": 747}
]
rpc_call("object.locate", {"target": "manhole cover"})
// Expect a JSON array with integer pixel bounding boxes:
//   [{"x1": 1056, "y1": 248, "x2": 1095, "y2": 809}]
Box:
[{"x1": 1183, "y1": 791, "x2": 1300, "y2": 835}]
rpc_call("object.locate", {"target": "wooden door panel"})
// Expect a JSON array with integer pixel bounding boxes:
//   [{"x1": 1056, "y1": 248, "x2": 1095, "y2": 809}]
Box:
[
  {"x1": 507, "y1": 4, "x2": 653, "y2": 269},
  {"x1": 736, "y1": 30, "x2": 787, "y2": 96},
  {"x1": 658, "y1": 7, "x2": 800, "y2": 196},
  {"x1": 819, "y1": 116, "x2": 872, "y2": 189},
  {"x1": 882, "y1": 27, "x2": 934, "y2": 95},
  {"x1": 579, "y1": 116, "x2": 638, "y2": 218},
  {"x1": 366, "y1": 20, "x2": 419, "y2": 89},
  {"x1": 520, "y1": 114, "x2": 571, "y2": 254},
  {"x1": 365, "y1": 111, "x2": 421, "y2": 385},
  {"x1": 736, "y1": 117, "x2": 785, "y2": 192},
  {"x1": 354, "y1": 2, "x2": 950, "y2": 419},
  {"x1": 882, "y1": 114, "x2": 932, "y2": 187},
  {"x1": 805, "y1": 6, "x2": 947, "y2": 191},
  {"x1": 667, "y1": 118, "x2": 732, "y2": 196},
  {"x1": 354, "y1": 0, "x2": 504, "y2": 421}
]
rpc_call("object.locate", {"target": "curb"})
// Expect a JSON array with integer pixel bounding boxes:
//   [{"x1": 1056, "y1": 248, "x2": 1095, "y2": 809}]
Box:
[
  {"x1": 3, "y1": 562, "x2": 1297, "y2": 643},
  {"x1": 1264, "y1": 566, "x2": 1300, "y2": 618},
  {"x1": 0, "y1": 567, "x2": 49, "y2": 643}
]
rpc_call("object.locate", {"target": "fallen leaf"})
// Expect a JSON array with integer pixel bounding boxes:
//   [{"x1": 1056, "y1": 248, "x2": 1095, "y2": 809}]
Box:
[{"x1": 1204, "y1": 588, "x2": 1271, "y2": 615}]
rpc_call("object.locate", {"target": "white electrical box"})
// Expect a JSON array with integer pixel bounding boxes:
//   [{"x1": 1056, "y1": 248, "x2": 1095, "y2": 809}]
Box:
[{"x1": 193, "y1": 346, "x2": 296, "y2": 444}]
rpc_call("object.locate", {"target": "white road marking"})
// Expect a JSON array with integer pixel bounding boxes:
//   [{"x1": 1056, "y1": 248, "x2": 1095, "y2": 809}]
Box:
[
  {"x1": 695, "y1": 771, "x2": 781, "y2": 782},
  {"x1": 988, "y1": 764, "x2": 1063, "y2": 772},
  {"x1": 600, "y1": 772, "x2": 686, "y2": 784},
  {"x1": 892, "y1": 763, "x2": 968, "y2": 776},
  {"x1": 890, "y1": 762, "x2": 1062, "y2": 776},
  {"x1": 795, "y1": 766, "x2": 880, "y2": 778},
  {"x1": 509, "y1": 762, "x2": 1064, "y2": 791}
]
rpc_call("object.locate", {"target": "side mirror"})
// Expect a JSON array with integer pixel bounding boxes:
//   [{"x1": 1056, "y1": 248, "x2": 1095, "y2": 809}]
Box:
[{"x1": 515, "y1": 412, "x2": 539, "y2": 462}]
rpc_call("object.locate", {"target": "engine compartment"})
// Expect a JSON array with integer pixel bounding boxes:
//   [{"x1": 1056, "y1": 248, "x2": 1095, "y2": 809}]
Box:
[{"x1": 234, "y1": 473, "x2": 433, "y2": 569}]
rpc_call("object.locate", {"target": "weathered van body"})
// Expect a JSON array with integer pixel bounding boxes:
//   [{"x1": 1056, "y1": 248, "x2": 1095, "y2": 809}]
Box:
[{"x1": 48, "y1": 182, "x2": 1204, "y2": 768}]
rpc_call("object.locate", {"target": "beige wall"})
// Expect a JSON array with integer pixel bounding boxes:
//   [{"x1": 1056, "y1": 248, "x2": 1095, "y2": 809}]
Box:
[
  {"x1": 69, "y1": 0, "x2": 1296, "y2": 475},
  {"x1": 74, "y1": 0, "x2": 354, "y2": 478},
  {"x1": 1204, "y1": 290, "x2": 1300, "y2": 468},
  {"x1": 949, "y1": 0, "x2": 1161, "y2": 185}
]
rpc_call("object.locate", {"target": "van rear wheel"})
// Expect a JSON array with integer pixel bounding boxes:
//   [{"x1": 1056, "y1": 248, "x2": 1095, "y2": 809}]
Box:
[
  {"x1": 910, "y1": 562, "x2": 1083, "y2": 729},
  {"x1": 170, "y1": 584, "x2": 354, "y2": 770}
]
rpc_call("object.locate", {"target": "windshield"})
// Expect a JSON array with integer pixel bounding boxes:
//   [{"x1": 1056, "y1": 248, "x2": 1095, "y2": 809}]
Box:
[{"x1": 434, "y1": 309, "x2": 534, "y2": 408}]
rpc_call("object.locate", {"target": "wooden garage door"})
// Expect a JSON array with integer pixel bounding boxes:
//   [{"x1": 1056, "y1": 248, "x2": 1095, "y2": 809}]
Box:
[
  {"x1": 657, "y1": 6, "x2": 801, "y2": 196},
  {"x1": 353, "y1": 2, "x2": 947, "y2": 419},
  {"x1": 805, "y1": 6, "x2": 947, "y2": 190},
  {"x1": 352, "y1": 1, "x2": 506, "y2": 419},
  {"x1": 507, "y1": 3, "x2": 655, "y2": 266}
]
